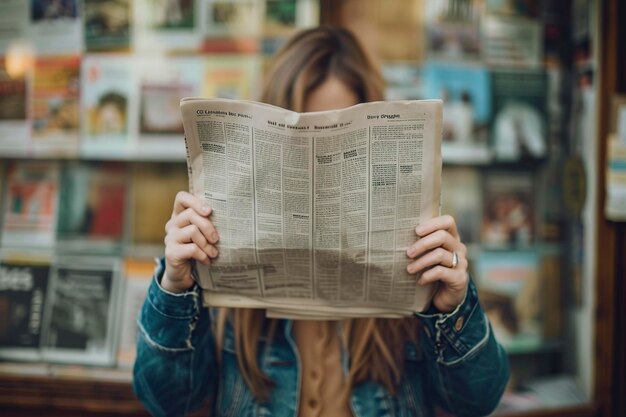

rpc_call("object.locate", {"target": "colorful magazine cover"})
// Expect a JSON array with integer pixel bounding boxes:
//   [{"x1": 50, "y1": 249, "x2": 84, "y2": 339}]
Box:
[
  {"x1": 423, "y1": 62, "x2": 491, "y2": 162},
  {"x1": 137, "y1": 56, "x2": 202, "y2": 159},
  {"x1": 84, "y1": 0, "x2": 131, "y2": 51},
  {"x1": 203, "y1": 55, "x2": 260, "y2": 100},
  {"x1": 206, "y1": 0, "x2": 260, "y2": 37},
  {"x1": 481, "y1": 171, "x2": 535, "y2": 247},
  {"x1": 81, "y1": 54, "x2": 135, "y2": 158},
  {"x1": 133, "y1": 0, "x2": 202, "y2": 52},
  {"x1": 0, "y1": 57, "x2": 30, "y2": 156},
  {"x1": 29, "y1": 0, "x2": 82, "y2": 55},
  {"x1": 0, "y1": 255, "x2": 51, "y2": 361},
  {"x1": 492, "y1": 69, "x2": 547, "y2": 161},
  {"x1": 42, "y1": 257, "x2": 121, "y2": 366},
  {"x1": 475, "y1": 249, "x2": 542, "y2": 350},
  {"x1": 31, "y1": 56, "x2": 80, "y2": 157},
  {"x1": 57, "y1": 162, "x2": 127, "y2": 253},
  {"x1": 2, "y1": 162, "x2": 60, "y2": 248}
]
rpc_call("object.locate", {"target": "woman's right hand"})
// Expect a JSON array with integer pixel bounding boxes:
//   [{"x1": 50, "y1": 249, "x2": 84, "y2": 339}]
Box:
[{"x1": 162, "y1": 191, "x2": 220, "y2": 293}]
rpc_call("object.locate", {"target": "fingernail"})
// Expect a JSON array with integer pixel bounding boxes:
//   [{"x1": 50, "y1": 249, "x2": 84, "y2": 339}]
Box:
[
  {"x1": 407, "y1": 265, "x2": 414, "y2": 274},
  {"x1": 416, "y1": 225, "x2": 425, "y2": 235},
  {"x1": 202, "y1": 205, "x2": 211, "y2": 214},
  {"x1": 211, "y1": 231, "x2": 219, "y2": 242},
  {"x1": 406, "y1": 248, "x2": 415, "y2": 258}
]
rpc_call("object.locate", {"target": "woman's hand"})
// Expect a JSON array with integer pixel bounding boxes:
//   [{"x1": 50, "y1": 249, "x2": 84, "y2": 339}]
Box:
[
  {"x1": 406, "y1": 215, "x2": 469, "y2": 313},
  {"x1": 162, "y1": 191, "x2": 219, "y2": 293}
]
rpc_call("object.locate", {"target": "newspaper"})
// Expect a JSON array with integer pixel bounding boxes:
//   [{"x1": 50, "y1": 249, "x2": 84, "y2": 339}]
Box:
[{"x1": 181, "y1": 98, "x2": 443, "y2": 319}]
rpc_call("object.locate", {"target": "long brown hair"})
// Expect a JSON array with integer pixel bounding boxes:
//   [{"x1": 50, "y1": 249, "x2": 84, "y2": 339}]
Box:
[{"x1": 223, "y1": 27, "x2": 419, "y2": 401}]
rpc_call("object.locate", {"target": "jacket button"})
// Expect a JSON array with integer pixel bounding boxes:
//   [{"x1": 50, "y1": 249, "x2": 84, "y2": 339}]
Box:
[{"x1": 454, "y1": 316, "x2": 464, "y2": 331}]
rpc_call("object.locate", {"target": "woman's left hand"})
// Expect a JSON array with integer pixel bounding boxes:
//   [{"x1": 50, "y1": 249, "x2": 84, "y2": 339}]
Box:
[{"x1": 406, "y1": 215, "x2": 469, "y2": 314}]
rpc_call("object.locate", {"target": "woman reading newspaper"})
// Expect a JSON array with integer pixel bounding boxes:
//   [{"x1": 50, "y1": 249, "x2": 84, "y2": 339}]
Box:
[{"x1": 133, "y1": 27, "x2": 509, "y2": 417}]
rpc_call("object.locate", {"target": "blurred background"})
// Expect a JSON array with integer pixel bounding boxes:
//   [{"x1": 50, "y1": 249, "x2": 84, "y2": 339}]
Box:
[{"x1": 0, "y1": 0, "x2": 624, "y2": 416}]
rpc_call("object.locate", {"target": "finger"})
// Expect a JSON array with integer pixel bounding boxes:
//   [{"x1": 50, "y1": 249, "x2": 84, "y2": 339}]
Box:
[
  {"x1": 415, "y1": 215, "x2": 459, "y2": 240},
  {"x1": 406, "y1": 247, "x2": 454, "y2": 274},
  {"x1": 406, "y1": 229, "x2": 458, "y2": 259},
  {"x1": 172, "y1": 191, "x2": 212, "y2": 217},
  {"x1": 167, "y1": 224, "x2": 219, "y2": 258},
  {"x1": 165, "y1": 242, "x2": 210, "y2": 265},
  {"x1": 416, "y1": 264, "x2": 466, "y2": 286},
  {"x1": 166, "y1": 207, "x2": 219, "y2": 244}
]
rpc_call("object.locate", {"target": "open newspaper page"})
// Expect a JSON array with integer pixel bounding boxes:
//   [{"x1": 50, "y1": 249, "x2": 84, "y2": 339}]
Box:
[{"x1": 181, "y1": 98, "x2": 442, "y2": 318}]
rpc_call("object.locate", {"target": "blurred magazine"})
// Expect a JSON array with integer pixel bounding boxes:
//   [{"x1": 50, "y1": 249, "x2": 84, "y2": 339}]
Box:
[
  {"x1": 423, "y1": 62, "x2": 492, "y2": 163},
  {"x1": 138, "y1": 56, "x2": 202, "y2": 159},
  {"x1": 117, "y1": 258, "x2": 154, "y2": 368},
  {"x1": 482, "y1": 16, "x2": 542, "y2": 68},
  {"x1": 133, "y1": 0, "x2": 202, "y2": 52},
  {"x1": 130, "y1": 163, "x2": 188, "y2": 250},
  {"x1": 203, "y1": 55, "x2": 260, "y2": 100},
  {"x1": 0, "y1": 1, "x2": 28, "y2": 53},
  {"x1": 206, "y1": 0, "x2": 260, "y2": 37},
  {"x1": 263, "y1": 0, "x2": 318, "y2": 37},
  {"x1": 42, "y1": 257, "x2": 122, "y2": 366},
  {"x1": 57, "y1": 162, "x2": 127, "y2": 253},
  {"x1": 84, "y1": 0, "x2": 131, "y2": 51},
  {"x1": 32, "y1": 56, "x2": 81, "y2": 157},
  {"x1": 181, "y1": 98, "x2": 442, "y2": 318},
  {"x1": 0, "y1": 253, "x2": 51, "y2": 361},
  {"x1": 492, "y1": 69, "x2": 547, "y2": 161},
  {"x1": 30, "y1": 0, "x2": 82, "y2": 55},
  {"x1": 475, "y1": 249, "x2": 542, "y2": 350},
  {"x1": 0, "y1": 58, "x2": 29, "y2": 156},
  {"x1": 481, "y1": 171, "x2": 534, "y2": 247},
  {"x1": 425, "y1": 0, "x2": 482, "y2": 62},
  {"x1": 1, "y1": 162, "x2": 60, "y2": 248},
  {"x1": 81, "y1": 55, "x2": 135, "y2": 158},
  {"x1": 441, "y1": 167, "x2": 482, "y2": 243}
]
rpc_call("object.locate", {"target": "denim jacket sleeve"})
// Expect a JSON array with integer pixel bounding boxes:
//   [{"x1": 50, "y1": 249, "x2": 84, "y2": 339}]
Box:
[
  {"x1": 416, "y1": 276, "x2": 510, "y2": 417},
  {"x1": 132, "y1": 258, "x2": 217, "y2": 417}
]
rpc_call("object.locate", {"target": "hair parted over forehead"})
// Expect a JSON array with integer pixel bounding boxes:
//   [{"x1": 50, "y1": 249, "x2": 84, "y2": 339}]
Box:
[
  {"x1": 260, "y1": 26, "x2": 385, "y2": 111},
  {"x1": 225, "y1": 26, "x2": 419, "y2": 403}
]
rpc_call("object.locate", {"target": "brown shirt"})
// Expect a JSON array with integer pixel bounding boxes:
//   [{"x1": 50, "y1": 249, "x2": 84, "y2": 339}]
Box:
[{"x1": 293, "y1": 320, "x2": 353, "y2": 417}]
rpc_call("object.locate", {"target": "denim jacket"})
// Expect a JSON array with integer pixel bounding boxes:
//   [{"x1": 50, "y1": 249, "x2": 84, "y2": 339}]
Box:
[{"x1": 133, "y1": 259, "x2": 509, "y2": 417}]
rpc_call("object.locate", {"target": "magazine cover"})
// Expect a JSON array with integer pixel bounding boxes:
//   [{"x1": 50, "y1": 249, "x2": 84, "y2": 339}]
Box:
[
  {"x1": 84, "y1": 0, "x2": 131, "y2": 51},
  {"x1": 203, "y1": 55, "x2": 260, "y2": 100},
  {"x1": 0, "y1": 1, "x2": 29, "y2": 53},
  {"x1": 133, "y1": 0, "x2": 202, "y2": 52},
  {"x1": 117, "y1": 258, "x2": 153, "y2": 367},
  {"x1": 481, "y1": 171, "x2": 535, "y2": 247},
  {"x1": 29, "y1": 0, "x2": 82, "y2": 55},
  {"x1": 0, "y1": 57, "x2": 30, "y2": 156},
  {"x1": 81, "y1": 54, "x2": 136, "y2": 158},
  {"x1": 482, "y1": 16, "x2": 542, "y2": 68},
  {"x1": 425, "y1": 0, "x2": 482, "y2": 62},
  {"x1": 42, "y1": 257, "x2": 121, "y2": 366},
  {"x1": 206, "y1": 0, "x2": 260, "y2": 37},
  {"x1": 441, "y1": 167, "x2": 482, "y2": 243},
  {"x1": 485, "y1": 0, "x2": 540, "y2": 17},
  {"x1": 492, "y1": 69, "x2": 547, "y2": 161},
  {"x1": 137, "y1": 56, "x2": 202, "y2": 159},
  {"x1": 423, "y1": 62, "x2": 491, "y2": 162},
  {"x1": 130, "y1": 163, "x2": 188, "y2": 248},
  {"x1": 57, "y1": 162, "x2": 127, "y2": 253},
  {"x1": 0, "y1": 254, "x2": 51, "y2": 361},
  {"x1": 475, "y1": 249, "x2": 542, "y2": 350},
  {"x1": 1, "y1": 162, "x2": 60, "y2": 248},
  {"x1": 263, "y1": 0, "x2": 319, "y2": 38},
  {"x1": 31, "y1": 56, "x2": 80, "y2": 157}
]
